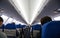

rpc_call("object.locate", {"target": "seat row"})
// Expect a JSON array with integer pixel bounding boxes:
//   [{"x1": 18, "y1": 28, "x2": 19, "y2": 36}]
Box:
[
  {"x1": 31, "y1": 21, "x2": 60, "y2": 38},
  {"x1": 0, "y1": 21, "x2": 60, "y2": 38}
]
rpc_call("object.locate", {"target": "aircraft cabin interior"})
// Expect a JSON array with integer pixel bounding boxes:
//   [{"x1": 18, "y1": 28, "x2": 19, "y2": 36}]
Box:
[{"x1": 0, "y1": 0, "x2": 60, "y2": 38}]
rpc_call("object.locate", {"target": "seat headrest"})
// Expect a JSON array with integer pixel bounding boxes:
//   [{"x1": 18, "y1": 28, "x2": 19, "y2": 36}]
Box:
[
  {"x1": 16, "y1": 24, "x2": 21, "y2": 28},
  {"x1": 21, "y1": 25, "x2": 26, "y2": 28},
  {"x1": 16, "y1": 24, "x2": 26, "y2": 28},
  {"x1": 32, "y1": 24, "x2": 41, "y2": 30},
  {"x1": 5, "y1": 23, "x2": 16, "y2": 29},
  {"x1": 42, "y1": 21, "x2": 60, "y2": 38}
]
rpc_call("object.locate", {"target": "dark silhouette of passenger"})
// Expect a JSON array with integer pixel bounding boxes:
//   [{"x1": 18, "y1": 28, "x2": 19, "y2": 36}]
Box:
[
  {"x1": 0, "y1": 17, "x2": 5, "y2": 32},
  {"x1": 0, "y1": 17, "x2": 7, "y2": 38},
  {"x1": 0, "y1": 17, "x2": 3, "y2": 26},
  {"x1": 40, "y1": 16, "x2": 52, "y2": 25},
  {"x1": 40, "y1": 16, "x2": 52, "y2": 38}
]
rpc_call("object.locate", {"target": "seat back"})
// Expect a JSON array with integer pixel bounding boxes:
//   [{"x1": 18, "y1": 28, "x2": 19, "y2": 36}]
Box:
[
  {"x1": 42, "y1": 21, "x2": 60, "y2": 38},
  {"x1": 32, "y1": 24, "x2": 41, "y2": 38},
  {"x1": 4, "y1": 23, "x2": 16, "y2": 36},
  {"x1": 16, "y1": 24, "x2": 26, "y2": 33},
  {"x1": 33, "y1": 30, "x2": 40, "y2": 37},
  {"x1": 0, "y1": 24, "x2": 5, "y2": 32},
  {"x1": 16, "y1": 24, "x2": 21, "y2": 33},
  {"x1": 32, "y1": 24, "x2": 41, "y2": 30}
]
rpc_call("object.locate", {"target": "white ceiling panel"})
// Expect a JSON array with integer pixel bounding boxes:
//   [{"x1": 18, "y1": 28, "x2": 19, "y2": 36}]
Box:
[{"x1": 9, "y1": 0, "x2": 49, "y2": 24}]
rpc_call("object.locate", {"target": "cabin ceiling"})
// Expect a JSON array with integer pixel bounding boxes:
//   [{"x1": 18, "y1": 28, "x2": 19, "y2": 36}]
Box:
[
  {"x1": 33, "y1": 0, "x2": 60, "y2": 24},
  {"x1": 8, "y1": 0, "x2": 49, "y2": 24},
  {"x1": 0, "y1": 0, "x2": 27, "y2": 24},
  {"x1": 0, "y1": 0, "x2": 60, "y2": 25}
]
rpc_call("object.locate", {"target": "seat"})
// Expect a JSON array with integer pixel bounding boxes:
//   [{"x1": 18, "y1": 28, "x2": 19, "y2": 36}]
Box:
[
  {"x1": 32, "y1": 24, "x2": 41, "y2": 30},
  {"x1": 16, "y1": 24, "x2": 26, "y2": 38},
  {"x1": 16, "y1": 24, "x2": 26, "y2": 28},
  {"x1": 16, "y1": 24, "x2": 21, "y2": 30},
  {"x1": 21, "y1": 25, "x2": 26, "y2": 28},
  {"x1": 32, "y1": 24, "x2": 41, "y2": 38},
  {"x1": 4, "y1": 23, "x2": 16, "y2": 37},
  {"x1": 0, "y1": 24, "x2": 5, "y2": 32},
  {"x1": 16, "y1": 24, "x2": 26, "y2": 33},
  {"x1": 42, "y1": 21, "x2": 60, "y2": 38},
  {"x1": 16, "y1": 24, "x2": 22, "y2": 36}
]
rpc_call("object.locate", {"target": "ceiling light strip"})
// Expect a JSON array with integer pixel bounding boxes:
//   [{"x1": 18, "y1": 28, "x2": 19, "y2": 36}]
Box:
[{"x1": 9, "y1": 0, "x2": 29, "y2": 24}]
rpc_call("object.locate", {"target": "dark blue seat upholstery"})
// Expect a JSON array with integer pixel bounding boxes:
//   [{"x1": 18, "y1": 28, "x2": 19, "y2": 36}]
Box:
[
  {"x1": 0, "y1": 24, "x2": 5, "y2": 32},
  {"x1": 4, "y1": 23, "x2": 16, "y2": 38},
  {"x1": 31, "y1": 24, "x2": 41, "y2": 38},
  {"x1": 32, "y1": 24, "x2": 41, "y2": 30},
  {"x1": 16, "y1": 24, "x2": 26, "y2": 28},
  {"x1": 21, "y1": 25, "x2": 26, "y2": 28},
  {"x1": 42, "y1": 21, "x2": 60, "y2": 38},
  {"x1": 5, "y1": 23, "x2": 16, "y2": 29},
  {"x1": 16, "y1": 24, "x2": 21, "y2": 28}
]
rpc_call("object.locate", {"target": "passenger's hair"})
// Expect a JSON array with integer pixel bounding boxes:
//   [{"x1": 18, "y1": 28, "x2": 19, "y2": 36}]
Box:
[
  {"x1": 11, "y1": 22, "x2": 15, "y2": 24},
  {"x1": 0, "y1": 17, "x2": 3, "y2": 22},
  {"x1": 40, "y1": 16, "x2": 52, "y2": 25}
]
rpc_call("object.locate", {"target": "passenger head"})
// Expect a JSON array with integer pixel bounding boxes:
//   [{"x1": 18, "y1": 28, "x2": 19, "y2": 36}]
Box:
[
  {"x1": 12, "y1": 22, "x2": 15, "y2": 24},
  {"x1": 0, "y1": 17, "x2": 3, "y2": 25},
  {"x1": 40, "y1": 16, "x2": 52, "y2": 25}
]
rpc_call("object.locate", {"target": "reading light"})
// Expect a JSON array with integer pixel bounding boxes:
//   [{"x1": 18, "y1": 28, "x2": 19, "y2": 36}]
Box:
[{"x1": 54, "y1": 16, "x2": 60, "y2": 21}]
